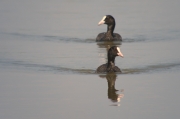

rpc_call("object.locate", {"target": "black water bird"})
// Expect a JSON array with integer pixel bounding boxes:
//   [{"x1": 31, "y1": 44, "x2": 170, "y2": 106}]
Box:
[
  {"x1": 96, "y1": 15, "x2": 122, "y2": 41},
  {"x1": 96, "y1": 46, "x2": 123, "y2": 73}
]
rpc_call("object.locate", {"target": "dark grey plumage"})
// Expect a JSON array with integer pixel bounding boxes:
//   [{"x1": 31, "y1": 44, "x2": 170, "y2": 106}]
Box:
[
  {"x1": 96, "y1": 46, "x2": 123, "y2": 73},
  {"x1": 96, "y1": 15, "x2": 122, "y2": 41}
]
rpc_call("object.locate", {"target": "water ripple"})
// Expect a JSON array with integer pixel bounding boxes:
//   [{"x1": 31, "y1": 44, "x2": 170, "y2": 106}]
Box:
[
  {"x1": 1, "y1": 59, "x2": 180, "y2": 74},
  {"x1": 1, "y1": 32, "x2": 152, "y2": 44},
  {"x1": 122, "y1": 63, "x2": 180, "y2": 74},
  {"x1": 0, "y1": 32, "x2": 96, "y2": 43}
]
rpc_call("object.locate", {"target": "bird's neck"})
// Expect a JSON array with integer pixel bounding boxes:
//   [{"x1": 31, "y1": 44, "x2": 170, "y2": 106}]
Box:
[
  {"x1": 107, "y1": 55, "x2": 115, "y2": 68},
  {"x1": 106, "y1": 23, "x2": 115, "y2": 37}
]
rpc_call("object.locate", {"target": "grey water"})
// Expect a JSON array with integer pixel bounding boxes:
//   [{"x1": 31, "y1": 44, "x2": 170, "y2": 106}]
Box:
[{"x1": 0, "y1": 0, "x2": 180, "y2": 119}]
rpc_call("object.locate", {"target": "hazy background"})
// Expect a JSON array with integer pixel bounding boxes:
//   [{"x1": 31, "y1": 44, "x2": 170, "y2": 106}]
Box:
[{"x1": 0, "y1": 0, "x2": 180, "y2": 119}]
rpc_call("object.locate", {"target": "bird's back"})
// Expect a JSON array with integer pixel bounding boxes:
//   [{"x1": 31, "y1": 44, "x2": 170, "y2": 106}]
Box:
[
  {"x1": 96, "y1": 33, "x2": 122, "y2": 41},
  {"x1": 96, "y1": 63, "x2": 122, "y2": 73}
]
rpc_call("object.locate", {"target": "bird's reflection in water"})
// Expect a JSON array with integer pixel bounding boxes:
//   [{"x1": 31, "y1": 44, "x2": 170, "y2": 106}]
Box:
[
  {"x1": 97, "y1": 41, "x2": 122, "y2": 51},
  {"x1": 99, "y1": 73, "x2": 124, "y2": 106}
]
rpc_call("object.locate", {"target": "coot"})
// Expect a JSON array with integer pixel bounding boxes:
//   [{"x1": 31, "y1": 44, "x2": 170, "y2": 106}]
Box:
[
  {"x1": 96, "y1": 46, "x2": 123, "y2": 73},
  {"x1": 96, "y1": 15, "x2": 122, "y2": 41}
]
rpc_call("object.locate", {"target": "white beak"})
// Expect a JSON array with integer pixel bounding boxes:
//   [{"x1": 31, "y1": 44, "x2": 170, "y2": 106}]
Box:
[
  {"x1": 98, "y1": 16, "x2": 106, "y2": 25},
  {"x1": 117, "y1": 47, "x2": 124, "y2": 57}
]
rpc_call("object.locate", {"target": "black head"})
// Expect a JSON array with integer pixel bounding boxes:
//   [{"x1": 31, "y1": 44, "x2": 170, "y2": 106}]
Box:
[
  {"x1": 98, "y1": 15, "x2": 115, "y2": 25},
  {"x1": 108, "y1": 46, "x2": 123, "y2": 57}
]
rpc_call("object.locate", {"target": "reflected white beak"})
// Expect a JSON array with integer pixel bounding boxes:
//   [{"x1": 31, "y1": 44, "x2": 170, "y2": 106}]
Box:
[{"x1": 98, "y1": 16, "x2": 106, "y2": 25}]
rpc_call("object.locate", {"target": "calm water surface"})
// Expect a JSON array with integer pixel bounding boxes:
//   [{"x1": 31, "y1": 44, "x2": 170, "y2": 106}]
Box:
[{"x1": 0, "y1": 0, "x2": 180, "y2": 119}]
